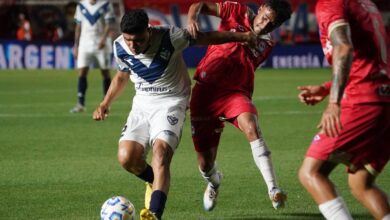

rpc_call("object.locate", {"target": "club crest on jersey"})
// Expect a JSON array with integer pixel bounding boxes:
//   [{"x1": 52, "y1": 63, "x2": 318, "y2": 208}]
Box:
[
  {"x1": 160, "y1": 49, "x2": 171, "y2": 61},
  {"x1": 237, "y1": 25, "x2": 245, "y2": 32},
  {"x1": 312, "y1": 134, "x2": 321, "y2": 143},
  {"x1": 378, "y1": 84, "x2": 390, "y2": 96},
  {"x1": 167, "y1": 115, "x2": 178, "y2": 125},
  {"x1": 257, "y1": 41, "x2": 267, "y2": 53}
]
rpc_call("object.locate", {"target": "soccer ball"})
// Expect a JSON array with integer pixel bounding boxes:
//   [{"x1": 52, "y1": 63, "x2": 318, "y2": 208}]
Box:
[{"x1": 100, "y1": 196, "x2": 135, "y2": 220}]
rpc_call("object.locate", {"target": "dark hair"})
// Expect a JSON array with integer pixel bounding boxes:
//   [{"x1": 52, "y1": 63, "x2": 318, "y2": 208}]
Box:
[
  {"x1": 264, "y1": 0, "x2": 292, "y2": 27},
  {"x1": 120, "y1": 9, "x2": 149, "y2": 34}
]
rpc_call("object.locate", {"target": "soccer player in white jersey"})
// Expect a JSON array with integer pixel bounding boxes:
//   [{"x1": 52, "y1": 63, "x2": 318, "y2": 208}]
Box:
[
  {"x1": 93, "y1": 9, "x2": 256, "y2": 220},
  {"x1": 70, "y1": 0, "x2": 115, "y2": 113}
]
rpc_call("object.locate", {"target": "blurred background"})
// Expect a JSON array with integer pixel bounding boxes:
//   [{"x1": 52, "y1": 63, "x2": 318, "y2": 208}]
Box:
[{"x1": 0, "y1": 0, "x2": 389, "y2": 69}]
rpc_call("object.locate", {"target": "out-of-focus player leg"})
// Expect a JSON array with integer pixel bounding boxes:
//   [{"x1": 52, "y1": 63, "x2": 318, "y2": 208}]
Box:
[
  {"x1": 299, "y1": 157, "x2": 353, "y2": 220},
  {"x1": 71, "y1": 50, "x2": 91, "y2": 113},
  {"x1": 100, "y1": 69, "x2": 111, "y2": 96},
  {"x1": 70, "y1": 67, "x2": 88, "y2": 113},
  {"x1": 96, "y1": 50, "x2": 111, "y2": 97},
  {"x1": 348, "y1": 168, "x2": 390, "y2": 219}
]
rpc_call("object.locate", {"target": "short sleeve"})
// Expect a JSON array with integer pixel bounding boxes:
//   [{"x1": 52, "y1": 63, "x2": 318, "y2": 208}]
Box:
[
  {"x1": 169, "y1": 26, "x2": 193, "y2": 51},
  {"x1": 74, "y1": 4, "x2": 82, "y2": 24},
  {"x1": 113, "y1": 42, "x2": 131, "y2": 73},
  {"x1": 315, "y1": 0, "x2": 347, "y2": 38}
]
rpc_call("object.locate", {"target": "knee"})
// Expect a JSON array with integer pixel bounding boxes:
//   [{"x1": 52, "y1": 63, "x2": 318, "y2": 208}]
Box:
[
  {"x1": 298, "y1": 166, "x2": 309, "y2": 186},
  {"x1": 199, "y1": 160, "x2": 214, "y2": 173},
  {"x1": 117, "y1": 146, "x2": 144, "y2": 174},
  {"x1": 298, "y1": 165, "x2": 316, "y2": 187},
  {"x1": 242, "y1": 121, "x2": 259, "y2": 140}
]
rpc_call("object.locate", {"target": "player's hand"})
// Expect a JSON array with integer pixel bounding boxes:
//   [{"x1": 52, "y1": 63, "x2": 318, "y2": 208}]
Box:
[
  {"x1": 187, "y1": 20, "x2": 200, "y2": 39},
  {"x1": 242, "y1": 31, "x2": 257, "y2": 48},
  {"x1": 297, "y1": 85, "x2": 328, "y2": 105},
  {"x1": 98, "y1": 40, "x2": 105, "y2": 50},
  {"x1": 93, "y1": 104, "x2": 109, "y2": 121},
  {"x1": 317, "y1": 103, "x2": 342, "y2": 138}
]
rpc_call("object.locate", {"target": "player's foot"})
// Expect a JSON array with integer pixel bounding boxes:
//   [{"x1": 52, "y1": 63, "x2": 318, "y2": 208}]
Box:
[
  {"x1": 144, "y1": 182, "x2": 152, "y2": 209},
  {"x1": 69, "y1": 103, "x2": 86, "y2": 113},
  {"x1": 140, "y1": 208, "x2": 158, "y2": 220},
  {"x1": 269, "y1": 187, "x2": 287, "y2": 209},
  {"x1": 203, "y1": 172, "x2": 222, "y2": 211}
]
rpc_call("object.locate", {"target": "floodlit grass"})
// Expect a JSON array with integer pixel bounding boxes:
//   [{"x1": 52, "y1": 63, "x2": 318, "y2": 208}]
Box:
[{"x1": 0, "y1": 68, "x2": 388, "y2": 219}]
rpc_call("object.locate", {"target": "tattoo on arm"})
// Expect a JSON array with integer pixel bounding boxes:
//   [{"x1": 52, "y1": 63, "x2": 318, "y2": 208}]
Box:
[{"x1": 329, "y1": 24, "x2": 353, "y2": 104}]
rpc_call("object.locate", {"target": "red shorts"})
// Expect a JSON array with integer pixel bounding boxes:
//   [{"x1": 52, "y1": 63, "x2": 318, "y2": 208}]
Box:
[
  {"x1": 190, "y1": 83, "x2": 257, "y2": 152},
  {"x1": 306, "y1": 103, "x2": 390, "y2": 175}
]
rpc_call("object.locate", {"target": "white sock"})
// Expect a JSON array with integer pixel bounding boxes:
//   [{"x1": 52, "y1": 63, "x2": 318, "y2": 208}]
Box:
[
  {"x1": 382, "y1": 213, "x2": 390, "y2": 220},
  {"x1": 199, "y1": 163, "x2": 221, "y2": 188},
  {"x1": 319, "y1": 197, "x2": 353, "y2": 220},
  {"x1": 250, "y1": 139, "x2": 277, "y2": 191}
]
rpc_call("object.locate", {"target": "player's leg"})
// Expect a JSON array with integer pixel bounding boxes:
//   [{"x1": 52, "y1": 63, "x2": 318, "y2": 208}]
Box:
[
  {"x1": 118, "y1": 140, "x2": 156, "y2": 219},
  {"x1": 197, "y1": 146, "x2": 222, "y2": 211},
  {"x1": 190, "y1": 83, "x2": 223, "y2": 211},
  {"x1": 192, "y1": 117, "x2": 223, "y2": 211},
  {"x1": 96, "y1": 51, "x2": 111, "y2": 97},
  {"x1": 118, "y1": 140, "x2": 151, "y2": 178},
  {"x1": 348, "y1": 168, "x2": 390, "y2": 219},
  {"x1": 145, "y1": 138, "x2": 174, "y2": 220},
  {"x1": 298, "y1": 157, "x2": 353, "y2": 219},
  {"x1": 236, "y1": 112, "x2": 286, "y2": 209},
  {"x1": 141, "y1": 96, "x2": 187, "y2": 219},
  {"x1": 119, "y1": 108, "x2": 155, "y2": 213},
  {"x1": 100, "y1": 69, "x2": 111, "y2": 96},
  {"x1": 70, "y1": 49, "x2": 91, "y2": 113}
]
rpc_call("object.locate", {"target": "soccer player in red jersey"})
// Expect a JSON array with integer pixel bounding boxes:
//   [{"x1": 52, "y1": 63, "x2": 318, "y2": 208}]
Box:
[
  {"x1": 187, "y1": 0, "x2": 292, "y2": 211},
  {"x1": 297, "y1": 0, "x2": 390, "y2": 219}
]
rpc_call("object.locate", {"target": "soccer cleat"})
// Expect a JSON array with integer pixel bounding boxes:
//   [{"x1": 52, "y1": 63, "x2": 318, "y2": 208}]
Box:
[
  {"x1": 69, "y1": 103, "x2": 86, "y2": 113},
  {"x1": 269, "y1": 187, "x2": 287, "y2": 210},
  {"x1": 144, "y1": 182, "x2": 152, "y2": 209},
  {"x1": 203, "y1": 172, "x2": 222, "y2": 211},
  {"x1": 140, "y1": 208, "x2": 158, "y2": 220}
]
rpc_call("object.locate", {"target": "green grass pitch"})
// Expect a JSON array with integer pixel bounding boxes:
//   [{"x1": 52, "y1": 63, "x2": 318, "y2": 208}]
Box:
[{"x1": 0, "y1": 68, "x2": 388, "y2": 219}]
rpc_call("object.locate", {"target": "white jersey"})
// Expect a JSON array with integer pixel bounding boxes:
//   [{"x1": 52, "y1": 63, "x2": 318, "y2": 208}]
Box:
[
  {"x1": 113, "y1": 26, "x2": 193, "y2": 97},
  {"x1": 74, "y1": 0, "x2": 114, "y2": 51}
]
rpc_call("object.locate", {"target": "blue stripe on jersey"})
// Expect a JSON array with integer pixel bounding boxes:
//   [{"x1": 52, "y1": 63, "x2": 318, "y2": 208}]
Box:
[
  {"x1": 115, "y1": 31, "x2": 175, "y2": 83},
  {"x1": 79, "y1": 2, "x2": 110, "y2": 25}
]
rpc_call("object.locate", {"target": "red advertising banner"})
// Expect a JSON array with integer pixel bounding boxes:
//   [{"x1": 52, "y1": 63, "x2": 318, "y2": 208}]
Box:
[{"x1": 123, "y1": 0, "x2": 390, "y2": 44}]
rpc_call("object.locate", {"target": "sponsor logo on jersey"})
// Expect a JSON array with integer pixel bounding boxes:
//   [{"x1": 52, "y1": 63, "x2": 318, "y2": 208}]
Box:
[
  {"x1": 312, "y1": 134, "x2": 321, "y2": 143},
  {"x1": 167, "y1": 115, "x2": 179, "y2": 125}
]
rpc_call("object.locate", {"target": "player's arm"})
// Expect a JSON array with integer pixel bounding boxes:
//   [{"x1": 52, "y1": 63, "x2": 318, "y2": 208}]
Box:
[
  {"x1": 187, "y1": 2, "x2": 219, "y2": 38},
  {"x1": 93, "y1": 71, "x2": 129, "y2": 121},
  {"x1": 319, "y1": 23, "x2": 353, "y2": 137},
  {"x1": 328, "y1": 23, "x2": 353, "y2": 104},
  {"x1": 193, "y1": 30, "x2": 256, "y2": 47},
  {"x1": 73, "y1": 23, "x2": 81, "y2": 58},
  {"x1": 98, "y1": 21, "x2": 113, "y2": 49}
]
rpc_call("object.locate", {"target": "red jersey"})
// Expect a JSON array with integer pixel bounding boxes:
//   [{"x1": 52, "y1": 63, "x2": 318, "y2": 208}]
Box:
[
  {"x1": 194, "y1": 1, "x2": 274, "y2": 97},
  {"x1": 316, "y1": 0, "x2": 390, "y2": 104}
]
